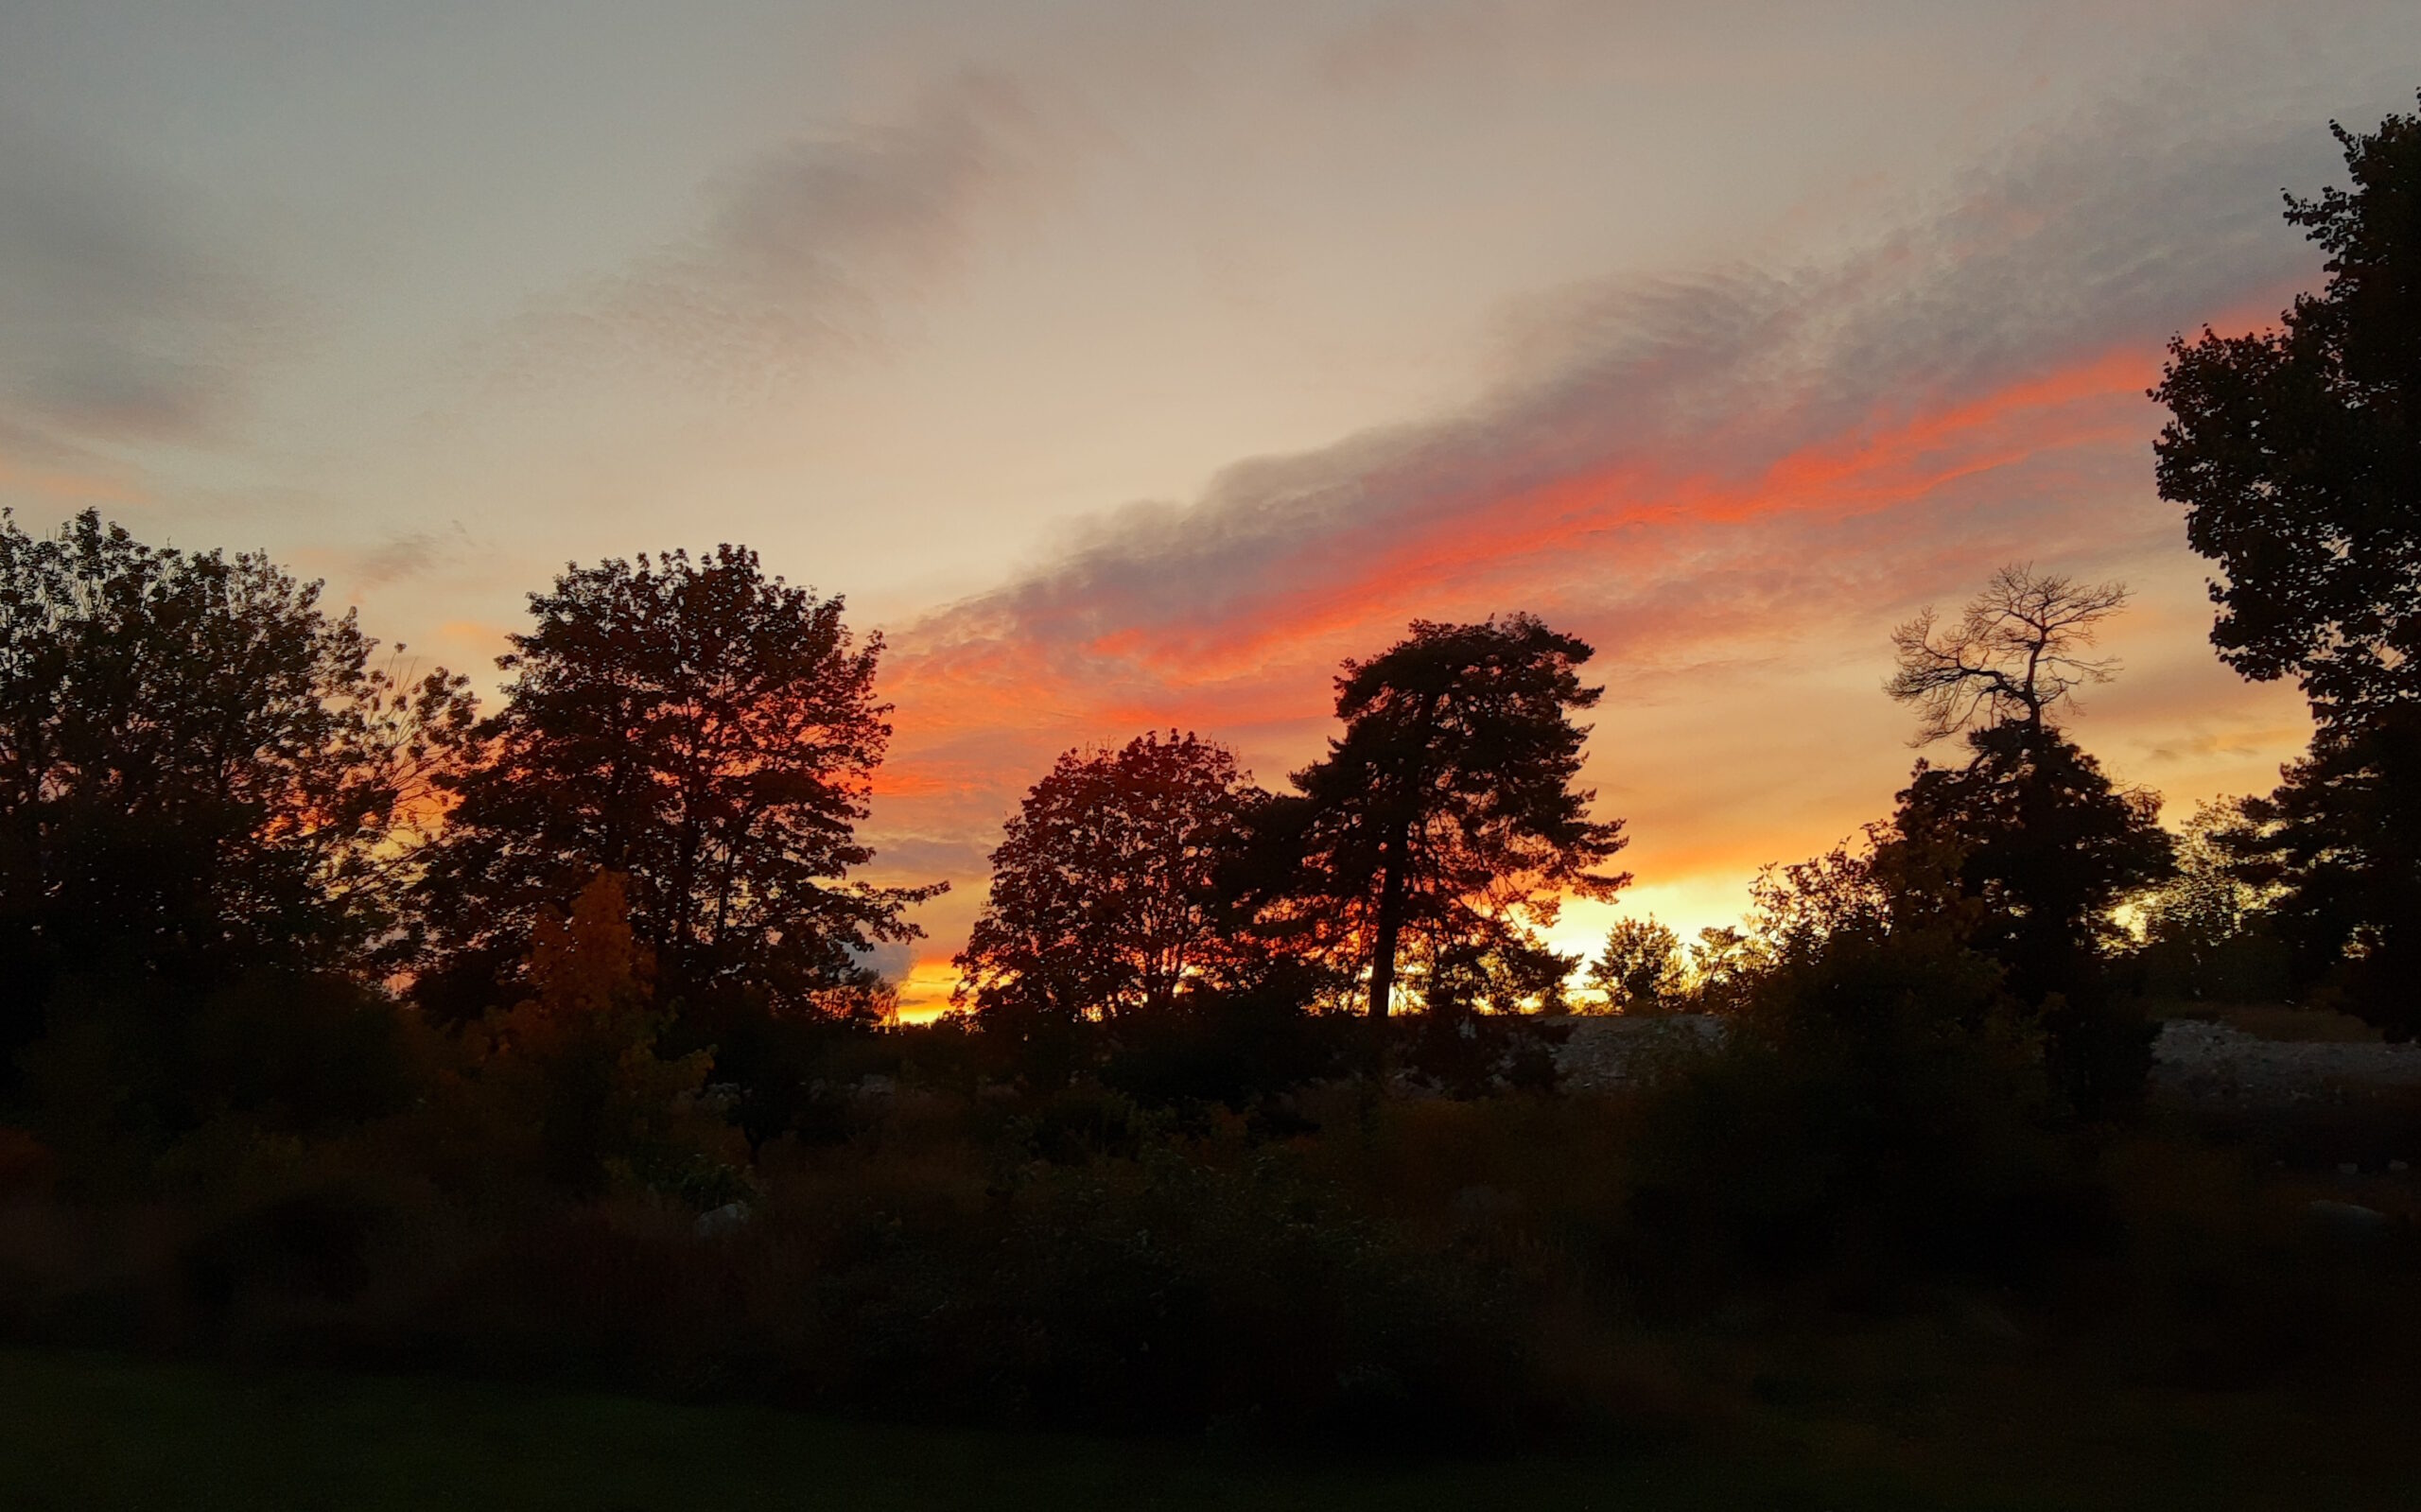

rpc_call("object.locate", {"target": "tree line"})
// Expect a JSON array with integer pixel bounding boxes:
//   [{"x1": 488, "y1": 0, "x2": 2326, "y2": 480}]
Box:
[
  {"x1": 3, "y1": 96, "x2": 2418, "y2": 1195},
  {"x1": 950, "y1": 92, "x2": 2421, "y2": 1115}
]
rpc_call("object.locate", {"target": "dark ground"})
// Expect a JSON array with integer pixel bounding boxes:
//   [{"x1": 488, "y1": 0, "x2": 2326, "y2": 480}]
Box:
[{"x1": 2, "y1": 1345, "x2": 2412, "y2": 1511}]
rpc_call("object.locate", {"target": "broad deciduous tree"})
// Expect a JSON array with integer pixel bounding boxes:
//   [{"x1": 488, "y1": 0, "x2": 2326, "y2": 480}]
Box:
[
  {"x1": 0, "y1": 510, "x2": 470, "y2": 1086},
  {"x1": 418, "y1": 545, "x2": 937, "y2": 1023},
  {"x1": 955, "y1": 730, "x2": 1258, "y2": 1024},
  {"x1": 1585, "y1": 917, "x2": 1685, "y2": 1014},
  {"x1": 2153, "y1": 99, "x2": 2421, "y2": 1034},
  {"x1": 2134, "y1": 797, "x2": 2290, "y2": 1002},
  {"x1": 2153, "y1": 97, "x2": 2421, "y2": 721}
]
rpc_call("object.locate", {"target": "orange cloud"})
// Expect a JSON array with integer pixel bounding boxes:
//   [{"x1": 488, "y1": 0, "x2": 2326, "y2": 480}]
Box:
[{"x1": 860, "y1": 339, "x2": 2214, "y2": 971}]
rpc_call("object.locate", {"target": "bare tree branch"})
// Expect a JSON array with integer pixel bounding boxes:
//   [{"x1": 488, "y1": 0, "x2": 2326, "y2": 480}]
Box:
[{"x1": 1886, "y1": 564, "x2": 2129, "y2": 745}]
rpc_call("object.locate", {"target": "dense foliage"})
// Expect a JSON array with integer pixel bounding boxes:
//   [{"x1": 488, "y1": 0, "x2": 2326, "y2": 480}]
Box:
[
  {"x1": 0, "y1": 510, "x2": 470, "y2": 1133},
  {"x1": 2156, "y1": 96, "x2": 2421, "y2": 1034},
  {"x1": 1584, "y1": 917, "x2": 1687, "y2": 1014},
  {"x1": 1283, "y1": 616, "x2": 1630, "y2": 1018},
  {"x1": 956, "y1": 731, "x2": 1258, "y2": 1025},
  {"x1": 415, "y1": 546, "x2": 938, "y2": 1026},
  {"x1": 1874, "y1": 567, "x2": 2175, "y2": 1110}
]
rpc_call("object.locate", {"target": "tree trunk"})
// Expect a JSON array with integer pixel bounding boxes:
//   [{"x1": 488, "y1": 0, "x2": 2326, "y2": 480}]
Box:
[{"x1": 1367, "y1": 818, "x2": 1408, "y2": 1019}]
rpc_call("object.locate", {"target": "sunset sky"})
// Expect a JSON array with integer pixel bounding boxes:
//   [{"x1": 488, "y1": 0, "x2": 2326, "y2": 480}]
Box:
[{"x1": 5, "y1": 3, "x2": 2415, "y2": 1012}]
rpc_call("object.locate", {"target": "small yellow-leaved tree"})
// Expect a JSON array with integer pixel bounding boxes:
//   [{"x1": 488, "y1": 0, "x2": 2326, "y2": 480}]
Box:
[{"x1": 480, "y1": 872, "x2": 745, "y2": 1203}]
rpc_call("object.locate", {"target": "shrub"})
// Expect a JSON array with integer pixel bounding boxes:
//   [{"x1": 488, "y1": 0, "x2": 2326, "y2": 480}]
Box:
[
  {"x1": 1100, "y1": 971, "x2": 1347, "y2": 1113},
  {"x1": 1617, "y1": 927, "x2": 2099, "y2": 1301}
]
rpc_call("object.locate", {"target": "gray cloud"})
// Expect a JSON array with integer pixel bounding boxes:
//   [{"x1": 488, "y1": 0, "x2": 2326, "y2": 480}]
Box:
[
  {"x1": 349, "y1": 520, "x2": 476, "y2": 591},
  {"x1": 908, "y1": 73, "x2": 2392, "y2": 665},
  {"x1": 1315, "y1": 0, "x2": 1523, "y2": 89},
  {"x1": 0, "y1": 124, "x2": 284, "y2": 447},
  {"x1": 483, "y1": 70, "x2": 1054, "y2": 403}
]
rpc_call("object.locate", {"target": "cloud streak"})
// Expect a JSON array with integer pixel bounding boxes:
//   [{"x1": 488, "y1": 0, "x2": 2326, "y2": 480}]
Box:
[
  {"x1": 479, "y1": 70, "x2": 1057, "y2": 405},
  {"x1": 862, "y1": 78, "x2": 2384, "y2": 1010}
]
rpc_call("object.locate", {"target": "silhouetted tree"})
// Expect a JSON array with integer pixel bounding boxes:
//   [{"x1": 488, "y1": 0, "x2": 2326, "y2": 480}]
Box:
[
  {"x1": 2225, "y1": 710, "x2": 2421, "y2": 1027},
  {"x1": 416, "y1": 546, "x2": 937, "y2": 1026},
  {"x1": 2153, "y1": 98, "x2": 2421, "y2": 1034},
  {"x1": 955, "y1": 731, "x2": 1260, "y2": 1027},
  {"x1": 1287, "y1": 616, "x2": 1629, "y2": 1018},
  {"x1": 1686, "y1": 926, "x2": 1768, "y2": 1014},
  {"x1": 0, "y1": 510, "x2": 469, "y2": 1100},
  {"x1": 1747, "y1": 831, "x2": 1896, "y2": 960},
  {"x1": 2153, "y1": 97, "x2": 2421, "y2": 720},
  {"x1": 1890, "y1": 728, "x2": 2169, "y2": 1000},
  {"x1": 1586, "y1": 916, "x2": 1685, "y2": 1014},
  {"x1": 2134, "y1": 797, "x2": 2290, "y2": 1001},
  {"x1": 1885, "y1": 568, "x2": 2170, "y2": 1109},
  {"x1": 1886, "y1": 565, "x2": 2129, "y2": 741}
]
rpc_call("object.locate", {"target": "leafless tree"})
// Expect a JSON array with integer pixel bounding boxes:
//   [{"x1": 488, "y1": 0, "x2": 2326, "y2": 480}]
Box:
[{"x1": 1886, "y1": 565, "x2": 2129, "y2": 745}]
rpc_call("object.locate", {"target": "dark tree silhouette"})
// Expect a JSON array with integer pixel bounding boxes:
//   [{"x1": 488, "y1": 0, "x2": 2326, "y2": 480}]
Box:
[
  {"x1": 1585, "y1": 916, "x2": 1685, "y2": 1014},
  {"x1": 0, "y1": 510, "x2": 470, "y2": 1088},
  {"x1": 1890, "y1": 728, "x2": 2169, "y2": 999},
  {"x1": 2134, "y1": 797, "x2": 2290, "y2": 1002},
  {"x1": 2224, "y1": 708, "x2": 2421, "y2": 1033},
  {"x1": 2153, "y1": 98, "x2": 2421, "y2": 1034},
  {"x1": 955, "y1": 730, "x2": 1259, "y2": 1025},
  {"x1": 1886, "y1": 565, "x2": 2129, "y2": 743},
  {"x1": 417, "y1": 546, "x2": 937, "y2": 1024},
  {"x1": 2153, "y1": 97, "x2": 2421, "y2": 720},
  {"x1": 1884, "y1": 567, "x2": 2170, "y2": 1110},
  {"x1": 1287, "y1": 616, "x2": 1629, "y2": 1018},
  {"x1": 1747, "y1": 829, "x2": 1897, "y2": 958}
]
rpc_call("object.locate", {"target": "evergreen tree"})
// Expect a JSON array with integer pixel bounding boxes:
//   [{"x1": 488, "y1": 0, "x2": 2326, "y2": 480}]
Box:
[{"x1": 1287, "y1": 616, "x2": 1629, "y2": 1018}]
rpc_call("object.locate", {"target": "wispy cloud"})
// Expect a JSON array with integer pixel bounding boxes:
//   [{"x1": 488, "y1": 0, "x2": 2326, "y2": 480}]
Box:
[
  {"x1": 477, "y1": 70, "x2": 1058, "y2": 405},
  {"x1": 0, "y1": 123, "x2": 287, "y2": 449},
  {"x1": 347, "y1": 520, "x2": 478, "y2": 593},
  {"x1": 890, "y1": 105, "x2": 2326, "y2": 686}
]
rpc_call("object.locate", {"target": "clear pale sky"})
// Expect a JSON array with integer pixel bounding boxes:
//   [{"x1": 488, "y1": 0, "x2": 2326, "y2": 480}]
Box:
[{"x1": 5, "y1": 2, "x2": 2414, "y2": 1011}]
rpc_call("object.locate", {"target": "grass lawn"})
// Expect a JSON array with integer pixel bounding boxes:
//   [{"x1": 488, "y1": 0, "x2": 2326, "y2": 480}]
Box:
[{"x1": 0, "y1": 1347, "x2": 2412, "y2": 1511}]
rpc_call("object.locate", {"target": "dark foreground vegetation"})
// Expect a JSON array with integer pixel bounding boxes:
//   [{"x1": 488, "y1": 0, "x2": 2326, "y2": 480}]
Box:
[
  {"x1": 5, "y1": 97, "x2": 2421, "y2": 1506},
  {"x1": 4, "y1": 1341, "x2": 2415, "y2": 1511}
]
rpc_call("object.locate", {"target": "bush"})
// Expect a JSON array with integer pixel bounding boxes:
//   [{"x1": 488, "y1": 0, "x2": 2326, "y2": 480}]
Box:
[
  {"x1": 1397, "y1": 1007, "x2": 1568, "y2": 1099},
  {"x1": 1100, "y1": 976, "x2": 1347, "y2": 1113},
  {"x1": 775, "y1": 1146, "x2": 1534, "y2": 1447},
  {"x1": 183, "y1": 974, "x2": 426, "y2": 1138},
  {"x1": 1617, "y1": 927, "x2": 2101, "y2": 1301},
  {"x1": 69, "y1": 1121, "x2": 1542, "y2": 1449}
]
